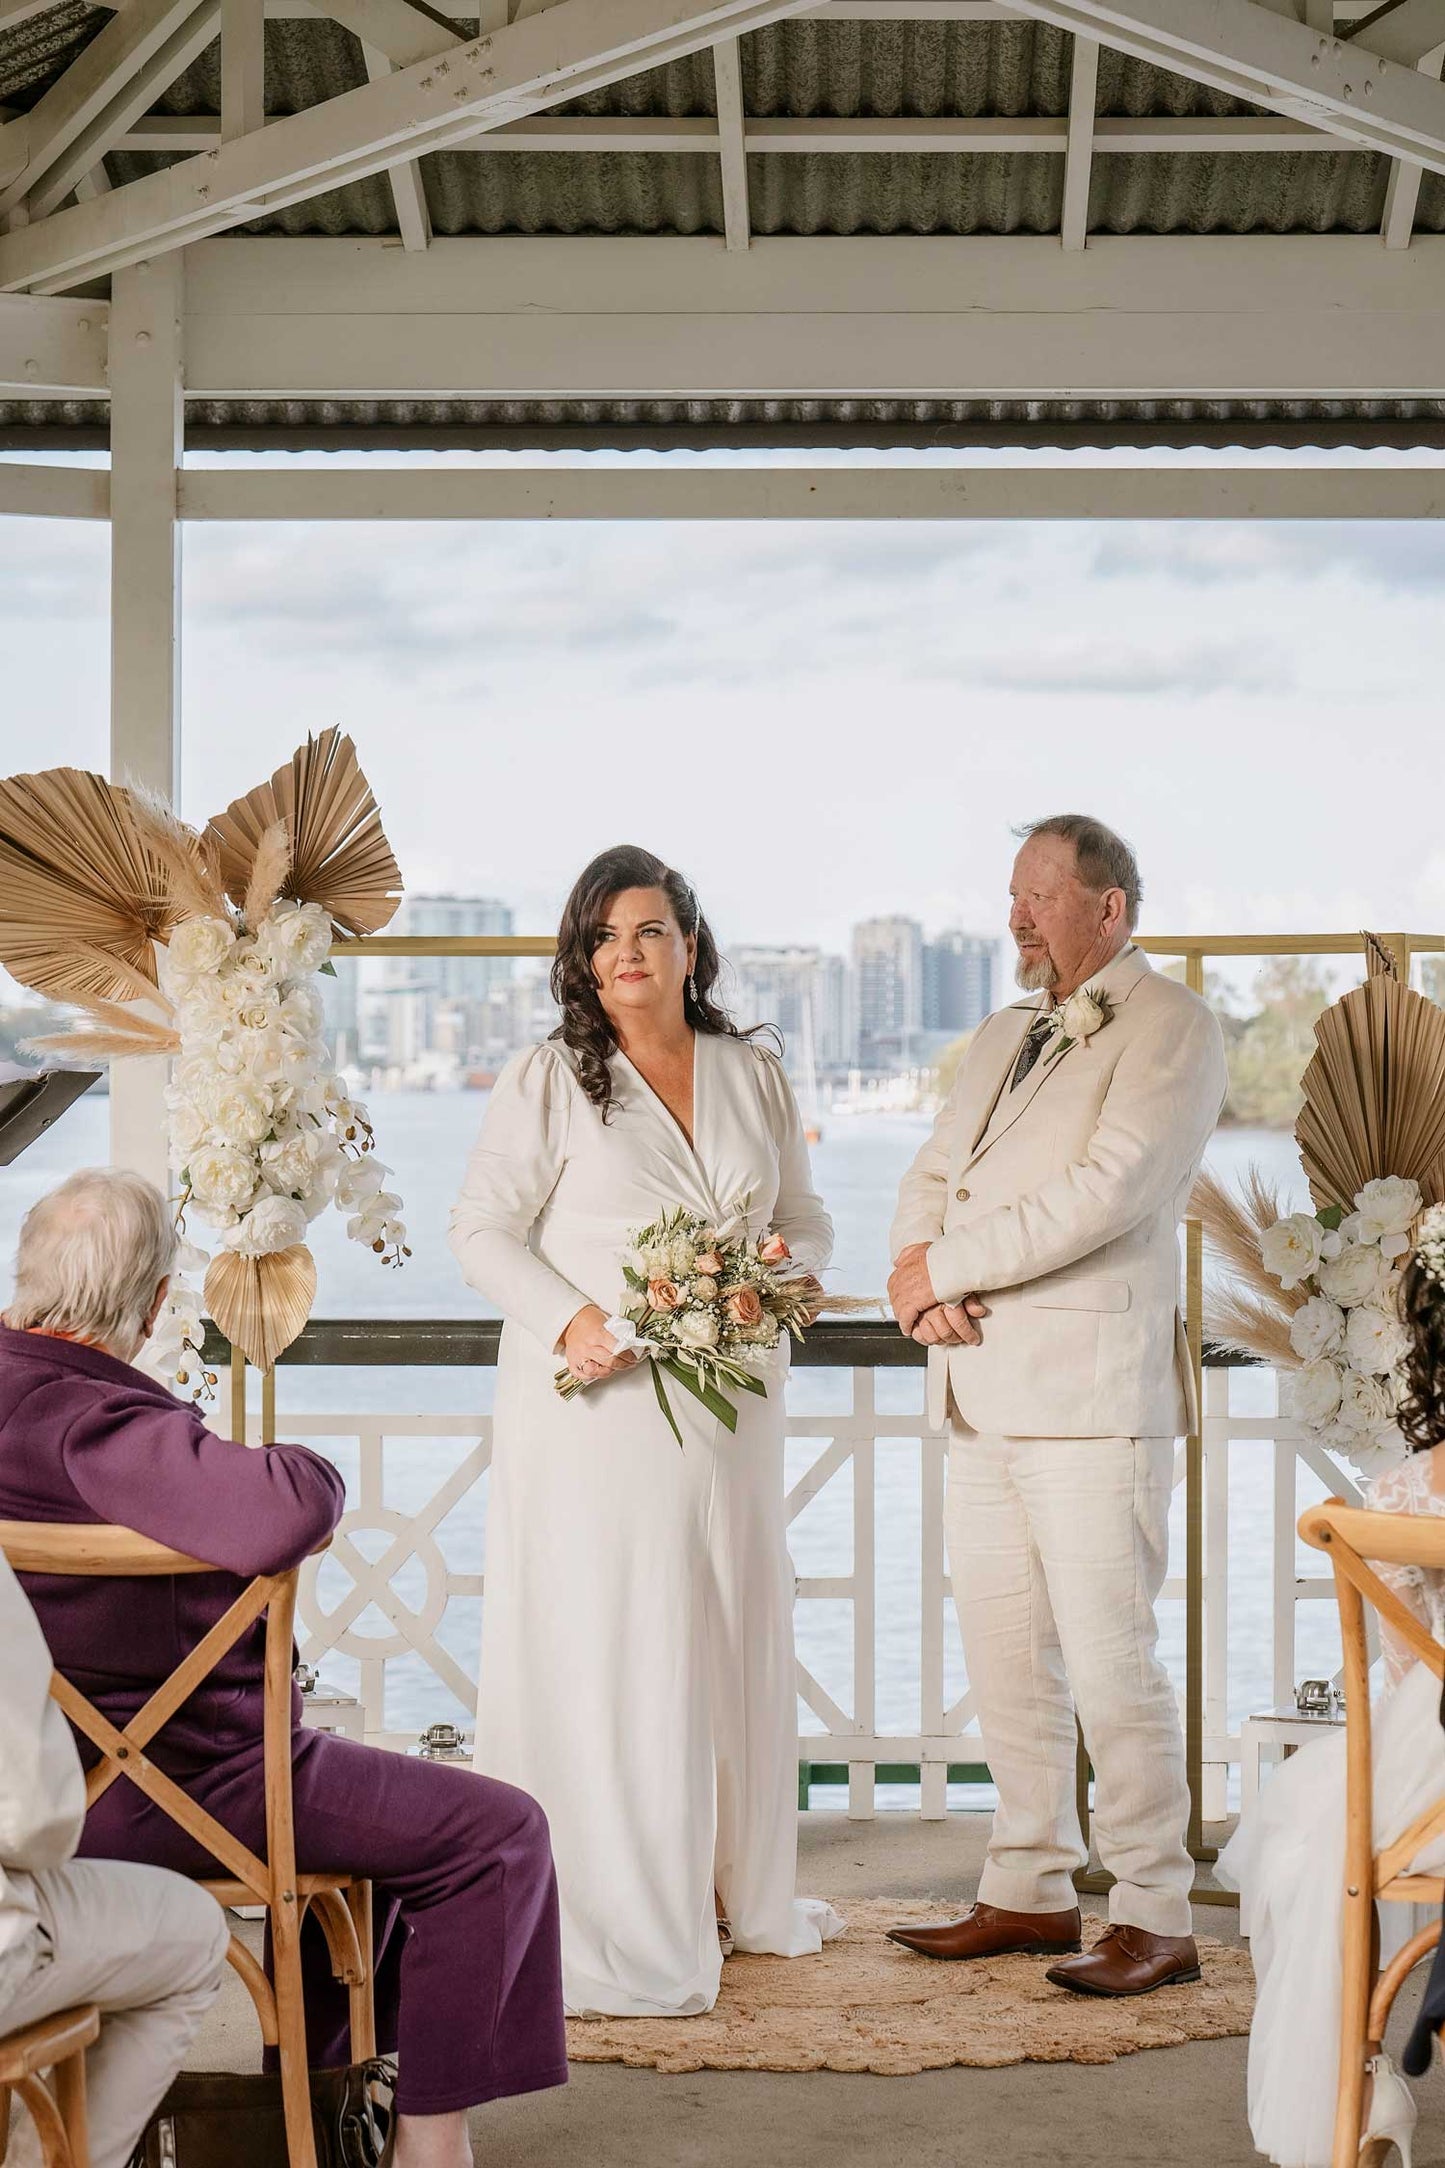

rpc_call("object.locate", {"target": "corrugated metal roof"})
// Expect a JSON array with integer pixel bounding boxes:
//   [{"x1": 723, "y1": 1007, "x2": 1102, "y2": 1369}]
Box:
[
  {"x1": 5, "y1": 394, "x2": 1445, "y2": 452},
  {"x1": 0, "y1": 8, "x2": 1438, "y2": 443}
]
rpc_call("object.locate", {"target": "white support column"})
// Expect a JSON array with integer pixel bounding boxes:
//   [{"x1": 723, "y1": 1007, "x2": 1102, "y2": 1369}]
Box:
[
  {"x1": 1060, "y1": 32, "x2": 1097, "y2": 249},
  {"x1": 222, "y1": 0, "x2": 266, "y2": 141},
  {"x1": 362, "y1": 43, "x2": 431, "y2": 250},
  {"x1": 1382, "y1": 45, "x2": 1445, "y2": 247},
  {"x1": 108, "y1": 254, "x2": 181, "y2": 1188},
  {"x1": 713, "y1": 37, "x2": 750, "y2": 251}
]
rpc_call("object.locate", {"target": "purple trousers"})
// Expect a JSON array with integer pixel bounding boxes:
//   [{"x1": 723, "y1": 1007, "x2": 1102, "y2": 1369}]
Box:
[{"x1": 78, "y1": 1727, "x2": 568, "y2": 2117}]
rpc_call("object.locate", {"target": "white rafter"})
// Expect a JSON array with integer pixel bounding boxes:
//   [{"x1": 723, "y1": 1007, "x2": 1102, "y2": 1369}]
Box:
[
  {"x1": 1060, "y1": 33, "x2": 1097, "y2": 249},
  {"x1": 222, "y1": 0, "x2": 266, "y2": 140},
  {"x1": 0, "y1": 0, "x2": 822, "y2": 293},
  {"x1": 298, "y1": 0, "x2": 460, "y2": 67},
  {"x1": 0, "y1": 0, "x2": 218, "y2": 218},
  {"x1": 1004, "y1": 0, "x2": 1445, "y2": 167},
  {"x1": 1347, "y1": 0, "x2": 1445, "y2": 62},
  {"x1": 713, "y1": 37, "x2": 750, "y2": 251},
  {"x1": 362, "y1": 41, "x2": 432, "y2": 249}
]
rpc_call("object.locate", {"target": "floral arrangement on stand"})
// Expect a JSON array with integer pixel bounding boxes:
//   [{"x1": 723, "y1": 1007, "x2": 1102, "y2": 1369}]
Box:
[
  {"x1": 556, "y1": 1205, "x2": 816, "y2": 1446},
  {"x1": 0, "y1": 729, "x2": 406, "y2": 1387},
  {"x1": 1194, "y1": 933, "x2": 1445, "y2": 1478}
]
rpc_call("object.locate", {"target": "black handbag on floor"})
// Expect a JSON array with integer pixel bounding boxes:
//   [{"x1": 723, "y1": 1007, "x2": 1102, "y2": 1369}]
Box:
[{"x1": 128, "y1": 2059, "x2": 396, "y2": 2168}]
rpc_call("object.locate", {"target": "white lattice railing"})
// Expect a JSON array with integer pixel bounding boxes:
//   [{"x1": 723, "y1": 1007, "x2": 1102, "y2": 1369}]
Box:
[{"x1": 273, "y1": 1358, "x2": 1362, "y2": 1820}]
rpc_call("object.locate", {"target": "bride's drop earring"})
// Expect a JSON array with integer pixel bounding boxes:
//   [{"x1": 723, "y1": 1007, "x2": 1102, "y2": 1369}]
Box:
[{"x1": 688, "y1": 975, "x2": 699, "y2": 1007}]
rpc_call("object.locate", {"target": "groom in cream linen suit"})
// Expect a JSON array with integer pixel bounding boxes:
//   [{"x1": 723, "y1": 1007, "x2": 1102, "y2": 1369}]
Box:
[{"x1": 886, "y1": 814, "x2": 1227, "y2": 1997}]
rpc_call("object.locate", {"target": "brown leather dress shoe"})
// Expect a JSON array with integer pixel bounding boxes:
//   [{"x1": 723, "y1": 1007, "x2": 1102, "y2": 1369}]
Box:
[
  {"x1": 887, "y1": 1901, "x2": 1083, "y2": 1961},
  {"x1": 1045, "y1": 1924, "x2": 1201, "y2": 1997}
]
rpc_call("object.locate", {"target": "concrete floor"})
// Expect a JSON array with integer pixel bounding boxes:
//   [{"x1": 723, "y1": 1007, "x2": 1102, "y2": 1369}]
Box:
[{"x1": 190, "y1": 1814, "x2": 1445, "y2": 2168}]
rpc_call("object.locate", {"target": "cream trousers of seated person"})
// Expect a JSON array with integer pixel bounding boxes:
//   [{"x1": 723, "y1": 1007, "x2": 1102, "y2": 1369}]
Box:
[
  {"x1": 3, "y1": 1859, "x2": 230, "y2": 2168},
  {"x1": 947, "y1": 1430, "x2": 1194, "y2": 1940}
]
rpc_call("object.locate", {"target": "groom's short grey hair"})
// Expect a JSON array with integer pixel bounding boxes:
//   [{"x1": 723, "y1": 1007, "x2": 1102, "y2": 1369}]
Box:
[
  {"x1": 7, "y1": 1166, "x2": 176, "y2": 1353},
  {"x1": 1014, "y1": 814, "x2": 1143, "y2": 930}
]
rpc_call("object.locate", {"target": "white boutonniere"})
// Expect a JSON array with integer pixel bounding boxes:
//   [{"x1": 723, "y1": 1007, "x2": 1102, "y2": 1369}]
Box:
[{"x1": 1042, "y1": 983, "x2": 1111, "y2": 1064}]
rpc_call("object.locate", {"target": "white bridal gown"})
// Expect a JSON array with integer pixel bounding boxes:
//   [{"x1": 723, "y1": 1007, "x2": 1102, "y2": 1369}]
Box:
[
  {"x1": 1219, "y1": 1448, "x2": 1445, "y2": 2168},
  {"x1": 448, "y1": 1031, "x2": 845, "y2": 2017}
]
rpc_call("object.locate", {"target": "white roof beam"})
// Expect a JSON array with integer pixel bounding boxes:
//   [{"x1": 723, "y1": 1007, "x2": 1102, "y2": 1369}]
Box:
[
  {"x1": 1380, "y1": 41, "x2": 1445, "y2": 242},
  {"x1": 0, "y1": 0, "x2": 217, "y2": 217},
  {"x1": 713, "y1": 37, "x2": 750, "y2": 250},
  {"x1": 362, "y1": 40, "x2": 432, "y2": 248},
  {"x1": 222, "y1": 0, "x2": 266, "y2": 139},
  {"x1": 1060, "y1": 32, "x2": 1097, "y2": 248},
  {"x1": 1347, "y1": 0, "x2": 1445, "y2": 62},
  {"x1": 0, "y1": 289, "x2": 107, "y2": 390},
  {"x1": 27, "y1": 0, "x2": 222, "y2": 219},
  {"x1": 0, "y1": 0, "x2": 822, "y2": 293},
  {"x1": 297, "y1": 0, "x2": 461, "y2": 66},
  {"x1": 1005, "y1": 0, "x2": 1445, "y2": 166}
]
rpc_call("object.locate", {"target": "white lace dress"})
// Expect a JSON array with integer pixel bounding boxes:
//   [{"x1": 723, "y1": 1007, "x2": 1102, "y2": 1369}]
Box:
[{"x1": 1219, "y1": 1448, "x2": 1445, "y2": 2168}]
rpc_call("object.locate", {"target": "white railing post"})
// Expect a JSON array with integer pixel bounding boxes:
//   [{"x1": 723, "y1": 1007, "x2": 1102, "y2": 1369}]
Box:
[
  {"x1": 848, "y1": 1366, "x2": 876, "y2": 1820},
  {"x1": 1202, "y1": 1365, "x2": 1231, "y2": 1818},
  {"x1": 107, "y1": 254, "x2": 182, "y2": 1191}
]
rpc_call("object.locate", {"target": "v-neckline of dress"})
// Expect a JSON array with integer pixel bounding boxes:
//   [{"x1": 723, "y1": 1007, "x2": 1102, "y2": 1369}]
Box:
[{"x1": 618, "y1": 1031, "x2": 703, "y2": 1161}]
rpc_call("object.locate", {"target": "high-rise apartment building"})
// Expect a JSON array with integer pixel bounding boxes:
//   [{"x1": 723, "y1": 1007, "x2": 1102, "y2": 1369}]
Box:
[
  {"x1": 852, "y1": 916, "x2": 925, "y2": 1072},
  {"x1": 922, "y1": 930, "x2": 996, "y2": 1040},
  {"x1": 728, "y1": 947, "x2": 852, "y2": 1076},
  {"x1": 382, "y1": 894, "x2": 514, "y2": 1068}
]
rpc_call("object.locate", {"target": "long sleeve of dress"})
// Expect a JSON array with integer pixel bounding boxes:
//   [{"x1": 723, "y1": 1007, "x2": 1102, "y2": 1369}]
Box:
[
  {"x1": 1364, "y1": 1453, "x2": 1445, "y2": 1691},
  {"x1": 756, "y1": 1050, "x2": 833, "y2": 1279},
  {"x1": 448, "y1": 1044, "x2": 592, "y2": 1354}
]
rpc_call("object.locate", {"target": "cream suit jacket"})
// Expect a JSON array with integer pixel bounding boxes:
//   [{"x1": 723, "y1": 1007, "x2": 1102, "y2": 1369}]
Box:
[{"x1": 890, "y1": 944, "x2": 1228, "y2": 1440}]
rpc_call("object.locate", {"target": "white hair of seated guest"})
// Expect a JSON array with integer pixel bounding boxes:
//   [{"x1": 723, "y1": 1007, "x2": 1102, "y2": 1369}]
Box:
[{"x1": 6, "y1": 1166, "x2": 177, "y2": 1360}]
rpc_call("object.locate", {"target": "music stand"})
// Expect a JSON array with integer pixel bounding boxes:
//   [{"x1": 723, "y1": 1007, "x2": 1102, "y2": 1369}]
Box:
[{"x1": 0, "y1": 1069, "x2": 102, "y2": 1166}]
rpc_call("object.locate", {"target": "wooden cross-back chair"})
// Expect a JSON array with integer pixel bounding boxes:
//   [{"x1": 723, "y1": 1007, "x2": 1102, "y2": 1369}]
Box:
[
  {"x1": 0, "y1": 2005, "x2": 99, "y2": 2167},
  {"x1": 0, "y1": 1523, "x2": 376, "y2": 2168},
  {"x1": 1300, "y1": 1500, "x2": 1445, "y2": 2168}
]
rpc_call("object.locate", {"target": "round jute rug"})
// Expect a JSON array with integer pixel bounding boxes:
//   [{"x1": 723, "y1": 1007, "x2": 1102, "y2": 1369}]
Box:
[{"x1": 564, "y1": 1903, "x2": 1255, "y2": 2076}]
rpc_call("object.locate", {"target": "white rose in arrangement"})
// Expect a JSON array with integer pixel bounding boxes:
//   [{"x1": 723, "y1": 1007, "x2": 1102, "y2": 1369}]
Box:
[
  {"x1": 260, "y1": 1129, "x2": 327, "y2": 1196},
  {"x1": 1260, "y1": 1212, "x2": 1326, "y2": 1292},
  {"x1": 278, "y1": 985, "x2": 325, "y2": 1040},
  {"x1": 229, "y1": 940, "x2": 284, "y2": 993},
  {"x1": 166, "y1": 916, "x2": 237, "y2": 980},
  {"x1": 1315, "y1": 1241, "x2": 1388, "y2": 1309},
  {"x1": 673, "y1": 1309, "x2": 720, "y2": 1351},
  {"x1": 167, "y1": 1096, "x2": 212, "y2": 1160},
  {"x1": 221, "y1": 1193, "x2": 308, "y2": 1256},
  {"x1": 1343, "y1": 1301, "x2": 1412, "y2": 1376},
  {"x1": 209, "y1": 1081, "x2": 273, "y2": 1147},
  {"x1": 1354, "y1": 1177, "x2": 1422, "y2": 1253},
  {"x1": 1340, "y1": 1367, "x2": 1397, "y2": 1432},
  {"x1": 176, "y1": 974, "x2": 247, "y2": 1035},
  {"x1": 1285, "y1": 1358, "x2": 1345, "y2": 1429},
  {"x1": 261, "y1": 900, "x2": 334, "y2": 979},
  {"x1": 1288, "y1": 1294, "x2": 1346, "y2": 1365},
  {"x1": 187, "y1": 1144, "x2": 259, "y2": 1217}
]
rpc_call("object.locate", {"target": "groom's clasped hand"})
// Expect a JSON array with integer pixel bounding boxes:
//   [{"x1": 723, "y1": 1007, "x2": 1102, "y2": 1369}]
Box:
[{"x1": 887, "y1": 1243, "x2": 988, "y2": 1345}]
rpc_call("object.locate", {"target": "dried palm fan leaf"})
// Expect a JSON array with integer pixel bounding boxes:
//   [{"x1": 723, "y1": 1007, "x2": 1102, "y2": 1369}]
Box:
[
  {"x1": 0, "y1": 767, "x2": 199, "y2": 1003},
  {"x1": 205, "y1": 730, "x2": 402, "y2": 938},
  {"x1": 1295, "y1": 932, "x2": 1445, "y2": 1214},
  {"x1": 205, "y1": 1244, "x2": 317, "y2": 1372},
  {"x1": 243, "y1": 819, "x2": 292, "y2": 930}
]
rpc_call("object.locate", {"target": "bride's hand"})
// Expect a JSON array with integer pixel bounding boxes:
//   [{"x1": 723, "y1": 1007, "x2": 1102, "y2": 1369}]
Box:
[
  {"x1": 793, "y1": 1274, "x2": 826, "y2": 1325},
  {"x1": 562, "y1": 1304, "x2": 640, "y2": 1385}
]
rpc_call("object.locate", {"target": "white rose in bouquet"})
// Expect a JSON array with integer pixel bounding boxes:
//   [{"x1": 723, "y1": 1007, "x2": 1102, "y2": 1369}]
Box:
[
  {"x1": 1285, "y1": 1358, "x2": 1345, "y2": 1428},
  {"x1": 1344, "y1": 1302, "x2": 1412, "y2": 1376},
  {"x1": 1261, "y1": 1212, "x2": 1326, "y2": 1291},
  {"x1": 1316, "y1": 1241, "x2": 1388, "y2": 1309},
  {"x1": 210, "y1": 1081, "x2": 273, "y2": 1148},
  {"x1": 1288, "y1": 1294, "x2": 1346, "y2": 1364},
  {"x1": 188, "y1": 1144, "x2": 259, "y2": 1218},
  {"x1": 1354, "y1": 1177, "x2": 1422, "y2": 1258},
  {"x1": 674, "y1": 1309, "x2": 720, "y2": 1351},
  {"x1": 166, "y1": 915, "x2": 237, "y2": 981},
  {"x1": 260, "y1": 901, "x2": 334, "y2": 978},
  {"x1": 221, "y1": 1193, "x2": 308, "y2": 1256}
]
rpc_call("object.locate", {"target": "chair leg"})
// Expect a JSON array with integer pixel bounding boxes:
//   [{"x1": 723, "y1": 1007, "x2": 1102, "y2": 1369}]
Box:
[
  {"x1": 344, "y1": 1883, "x2": 377, "y2": 2064},
  {"x1": 270, "y1": 1896, "x2": 319, "y2": 2168},
  {"x1": 13, "y1": 2076, "x2": 72, "y2": 2168},
  {"x1": 53, "y1": 2049, "x2": 88, "y2": 2168},
  {"x1": 1333, "y1": 1888, "x2": 1375, "y2": 2168}
]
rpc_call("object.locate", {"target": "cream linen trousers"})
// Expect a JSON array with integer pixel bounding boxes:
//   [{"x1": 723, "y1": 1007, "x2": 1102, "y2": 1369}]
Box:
[
  {"x1": 2, "y1": 1860, "x2": 229, "y2": 2168},
  {"x1": 947, "y1": 1429, "x2": 1194, "y2": 1938}
]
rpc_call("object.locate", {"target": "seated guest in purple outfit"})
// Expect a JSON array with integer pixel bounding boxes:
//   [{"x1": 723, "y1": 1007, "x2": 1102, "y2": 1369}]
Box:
[{"x1": 0, "y1": 1168, "x2": 567, "y2": 2168}]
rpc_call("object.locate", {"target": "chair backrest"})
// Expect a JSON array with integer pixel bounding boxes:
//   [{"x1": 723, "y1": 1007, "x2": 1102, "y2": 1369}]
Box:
[
  {"x1": 0, "y1": 1521, "x2": 301, "y2": 1912},
  {"x1": 1299, "y1": 1499, "x2": 1445, "y2": 1902}
]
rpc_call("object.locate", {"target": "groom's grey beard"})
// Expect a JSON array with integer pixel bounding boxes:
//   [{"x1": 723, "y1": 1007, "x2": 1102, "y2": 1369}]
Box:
[{"x1": 1015, "y1": 952, "x2": 1059, "y2": 992}]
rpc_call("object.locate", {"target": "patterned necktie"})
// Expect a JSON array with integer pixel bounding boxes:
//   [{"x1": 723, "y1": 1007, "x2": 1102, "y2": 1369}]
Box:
[{"x1": 1010, "y1": 1013, "x2": 1054, "y2": 1091}]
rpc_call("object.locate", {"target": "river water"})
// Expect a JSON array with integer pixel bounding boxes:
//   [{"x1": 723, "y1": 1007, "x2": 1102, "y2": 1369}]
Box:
[{"x1": 0, "y1": 1095, "x2": 1348, "y2": 1802}]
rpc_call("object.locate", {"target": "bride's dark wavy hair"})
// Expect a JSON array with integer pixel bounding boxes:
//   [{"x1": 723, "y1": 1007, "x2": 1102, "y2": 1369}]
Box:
[
  {"x1": 1398, "y1": 1250, "x2": 1445, "y2": 1450},
  {"x1": 550, "y1": 845, "x2": 756, "y2": 1117}
]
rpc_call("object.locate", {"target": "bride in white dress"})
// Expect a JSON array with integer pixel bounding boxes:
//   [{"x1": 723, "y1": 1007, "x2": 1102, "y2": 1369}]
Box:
[
  {"x1": 1220, "y1": 1221, "x2": 1445, "y2": 2168},
  {"x1": 448, "y1": 844, "x2": 844, "y2": 2018}
]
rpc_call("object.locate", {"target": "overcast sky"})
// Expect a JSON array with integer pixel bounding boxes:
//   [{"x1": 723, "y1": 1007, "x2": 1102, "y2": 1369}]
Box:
[{"x1": 6, "y1": 451, "x2": 1445, "y2": 988}]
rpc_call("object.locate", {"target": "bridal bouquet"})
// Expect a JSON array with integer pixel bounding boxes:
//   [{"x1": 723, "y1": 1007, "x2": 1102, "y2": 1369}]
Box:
[{"x1": 555, "y1": 1206, "x2": 817, "y2": 1447}]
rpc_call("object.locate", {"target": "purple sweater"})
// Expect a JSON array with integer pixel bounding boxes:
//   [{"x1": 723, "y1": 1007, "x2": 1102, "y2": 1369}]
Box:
[{"x1": 0, "y1": 1325, "x2": 345, "y2": 1769}]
